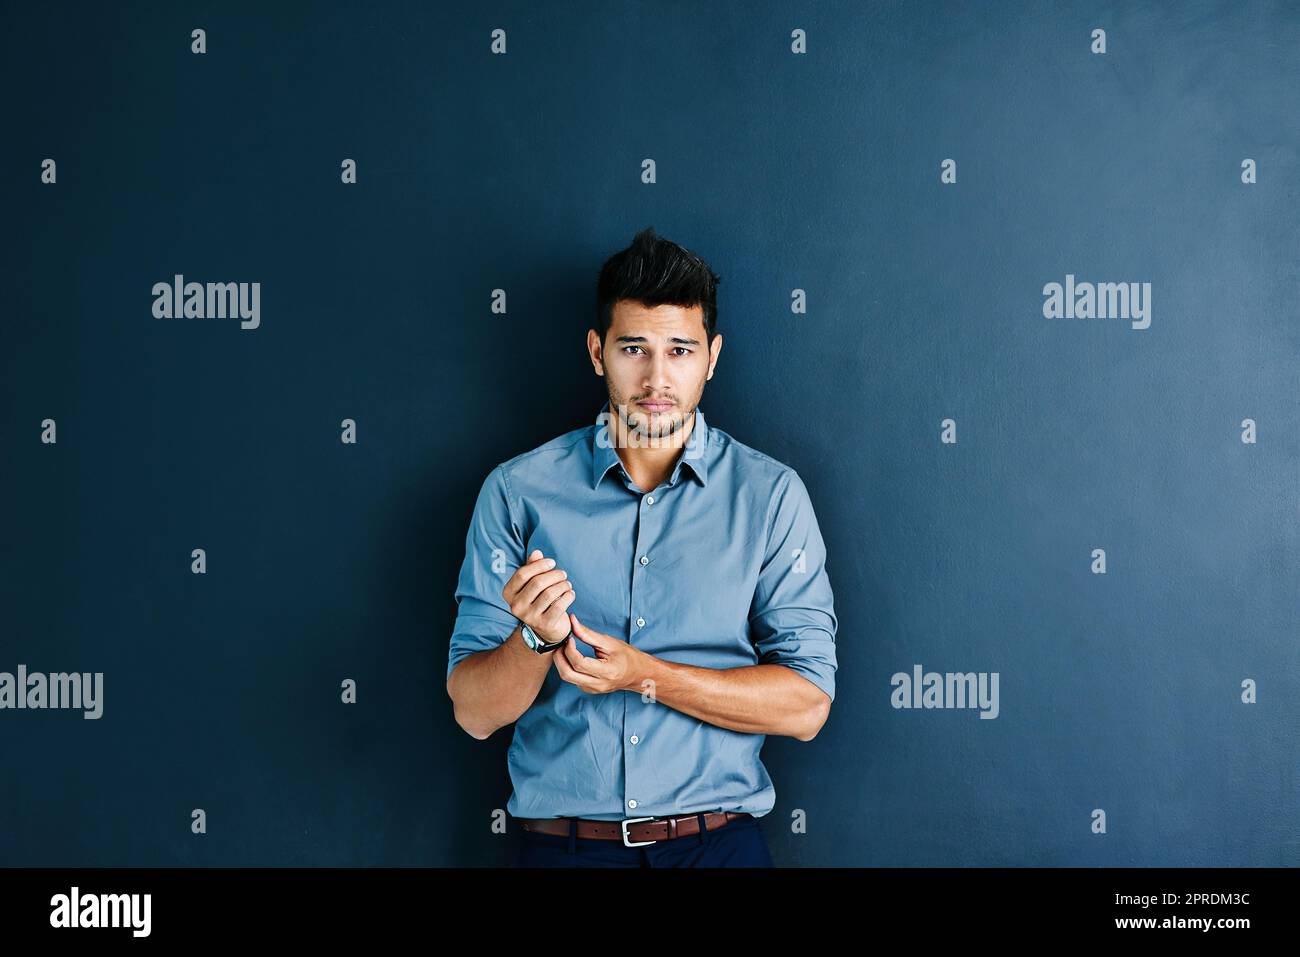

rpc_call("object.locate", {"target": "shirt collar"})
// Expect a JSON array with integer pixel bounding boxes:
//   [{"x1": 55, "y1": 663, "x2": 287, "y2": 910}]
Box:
[{"x1": 590, "y1": 399, "x2": 711, "y2": 491}]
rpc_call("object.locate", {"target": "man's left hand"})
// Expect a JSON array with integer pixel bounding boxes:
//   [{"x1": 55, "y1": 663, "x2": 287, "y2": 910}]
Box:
[{"x1": 552, "y1": 613, "x2": 649, "y2": 694}]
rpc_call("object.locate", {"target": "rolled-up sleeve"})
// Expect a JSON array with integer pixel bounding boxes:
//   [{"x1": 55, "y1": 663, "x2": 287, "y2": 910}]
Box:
[
  {"x1": 447, "y1": 465, "x2": 526, "y2": 681},
  {"x1": 748, "y1": 469, "x2": 839, "y2": 703}
]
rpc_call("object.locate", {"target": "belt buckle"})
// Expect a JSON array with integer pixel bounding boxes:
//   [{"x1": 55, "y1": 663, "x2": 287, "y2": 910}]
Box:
[{"x1": 620, "y1": 815, "x2": 659, "y2": 847}]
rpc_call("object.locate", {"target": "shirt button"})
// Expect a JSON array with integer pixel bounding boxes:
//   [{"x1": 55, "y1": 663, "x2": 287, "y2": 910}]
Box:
[
  {"x1": 639, "y1": 555, "x2": 649, "y2": 566},
  {"x1": 645, "y1": 495, "x2": 655, "y2": 505},
  {"x1": 629, "y1": 734, "x2": 639, "y2": 744},
  {"x1": 635, "y1": 617, "x2": 645, "y2": 628},
  {"x1": 628, "y1": 799, "x2": 638, "y2": 809}
]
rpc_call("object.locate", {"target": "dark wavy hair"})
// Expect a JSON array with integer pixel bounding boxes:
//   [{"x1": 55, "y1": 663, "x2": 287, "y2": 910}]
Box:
[{"x1": 595, "y1": 227, "x2": 721, "y2": 346}]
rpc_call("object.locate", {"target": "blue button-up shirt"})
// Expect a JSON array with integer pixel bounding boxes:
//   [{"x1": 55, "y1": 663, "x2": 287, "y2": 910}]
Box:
[{"x1": 447, "y1": 400, "x2": 838, "y2": 821}]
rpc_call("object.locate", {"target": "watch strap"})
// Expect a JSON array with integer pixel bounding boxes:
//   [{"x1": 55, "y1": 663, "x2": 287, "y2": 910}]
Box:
[{"x1": 522, "y1": 622, "x2": 571, "y2": 652}]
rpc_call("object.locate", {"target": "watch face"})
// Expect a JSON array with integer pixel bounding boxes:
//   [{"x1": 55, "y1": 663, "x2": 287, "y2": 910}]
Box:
[{"x1": 521, "y1": 624, "x2": 539, "y2": 650}]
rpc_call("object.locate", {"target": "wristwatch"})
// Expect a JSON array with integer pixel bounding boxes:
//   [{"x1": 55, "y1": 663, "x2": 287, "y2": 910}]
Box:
[{"x1": 520, "y1": 622, "x2": 571, "y2": 653}]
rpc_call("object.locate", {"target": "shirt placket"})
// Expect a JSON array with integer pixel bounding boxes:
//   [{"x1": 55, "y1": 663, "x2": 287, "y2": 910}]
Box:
[{"x1": 621, "y1": 476, "x2": 660, "y2": 816}]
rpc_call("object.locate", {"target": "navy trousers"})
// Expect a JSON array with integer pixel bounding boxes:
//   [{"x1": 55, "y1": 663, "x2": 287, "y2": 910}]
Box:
[{"x1": 511, "y1": 813, "x2": 775, "y2": 867}]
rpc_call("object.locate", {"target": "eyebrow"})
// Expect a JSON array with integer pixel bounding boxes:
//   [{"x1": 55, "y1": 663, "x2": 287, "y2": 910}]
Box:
[{"x1": 615, "y1": 336, "x2": 701, "y2": 346}]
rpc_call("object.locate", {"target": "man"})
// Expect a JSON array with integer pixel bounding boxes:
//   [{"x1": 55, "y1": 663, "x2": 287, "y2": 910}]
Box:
[{"x1": 445, "y1": 227, "x2": 838, "y2": 867}]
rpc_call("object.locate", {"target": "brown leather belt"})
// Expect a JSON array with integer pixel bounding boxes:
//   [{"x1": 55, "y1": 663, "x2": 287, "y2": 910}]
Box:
[{"x1": 517, "y1": 811, "x2": 749, "y2": 847}]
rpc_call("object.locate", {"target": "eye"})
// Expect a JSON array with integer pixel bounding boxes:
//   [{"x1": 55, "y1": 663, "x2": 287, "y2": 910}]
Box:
[{"x1": 623, "y1": 346, "x2": 692, "y2": 356}]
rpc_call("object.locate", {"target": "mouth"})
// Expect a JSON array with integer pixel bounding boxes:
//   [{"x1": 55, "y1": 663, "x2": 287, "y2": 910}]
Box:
[{"x1": 637, "y1": 400, "x2": 673, "y2": 413}]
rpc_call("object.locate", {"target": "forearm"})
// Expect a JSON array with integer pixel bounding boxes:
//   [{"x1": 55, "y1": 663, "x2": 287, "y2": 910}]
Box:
[
  {"x1": 633, "y1": 656, "x2": 829, "y2": 740},
  {"x1": 448, "y1": 624, "x2": 553, "y2": 739}
]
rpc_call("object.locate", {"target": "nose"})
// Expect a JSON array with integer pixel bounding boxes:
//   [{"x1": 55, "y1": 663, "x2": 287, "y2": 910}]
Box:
[{"x1": 644, "y1": 353, "x2": 671, "y2": 394}]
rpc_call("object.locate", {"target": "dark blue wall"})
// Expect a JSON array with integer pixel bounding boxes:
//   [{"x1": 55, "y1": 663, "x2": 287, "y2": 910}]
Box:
[{"x1": 3, "y1": 0, "x2": 1296, "y2": 866}]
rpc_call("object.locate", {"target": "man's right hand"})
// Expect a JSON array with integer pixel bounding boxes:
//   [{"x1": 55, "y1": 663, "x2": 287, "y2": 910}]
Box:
[{"x1": 504, "y1": 549, "x2": 576, "y2": 645}]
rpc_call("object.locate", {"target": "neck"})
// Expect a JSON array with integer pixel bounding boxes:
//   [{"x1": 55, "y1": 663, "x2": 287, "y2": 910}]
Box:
[{"x1": 612, "y1": 407, "x2": 695, "y2": 484}]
